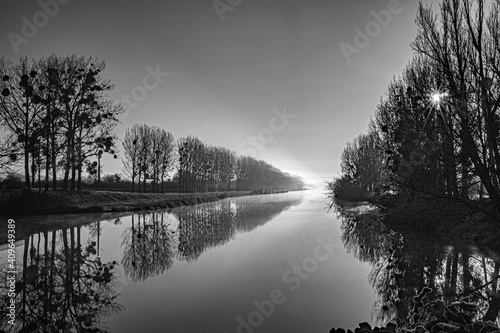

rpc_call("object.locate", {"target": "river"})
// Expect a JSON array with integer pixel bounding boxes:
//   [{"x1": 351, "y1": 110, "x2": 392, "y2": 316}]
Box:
[{"x1": 1, "y1": 190, "x2": 497, "y2": 332}]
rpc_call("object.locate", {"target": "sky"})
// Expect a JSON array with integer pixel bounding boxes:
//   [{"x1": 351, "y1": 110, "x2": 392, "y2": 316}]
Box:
[{"x1": 0, "y1": 0, "x2": 438, "y2": 187}]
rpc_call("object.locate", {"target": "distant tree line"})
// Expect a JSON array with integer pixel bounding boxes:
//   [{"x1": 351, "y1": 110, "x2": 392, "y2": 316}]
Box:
[
  {"x1": 122, "y1": 124, "x2": 304, "y2": 193},
  {"x1": 330, "y1": 0, "x2": 500, "y2": 224}
]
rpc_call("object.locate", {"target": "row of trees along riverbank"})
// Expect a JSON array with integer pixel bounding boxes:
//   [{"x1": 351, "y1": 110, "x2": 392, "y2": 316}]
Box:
[
  {"x1": 329, "y1": 0, "x2": 500, "y2": 226},
  {"x1": 122, "y1": 123, "x2": 304, "y2": 193},
  {"x1": 0, "y1": 55, "x2": 304, "y2": 194}
]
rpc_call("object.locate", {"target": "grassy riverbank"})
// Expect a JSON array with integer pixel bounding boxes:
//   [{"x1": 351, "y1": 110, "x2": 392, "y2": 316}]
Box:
[{"x1": 0, "y1": 190, "x2": 255, "y2": 216}]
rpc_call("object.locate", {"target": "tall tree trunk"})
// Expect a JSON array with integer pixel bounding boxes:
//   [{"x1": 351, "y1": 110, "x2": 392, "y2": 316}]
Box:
[
  {"x1": 71, "y1": 145, "x2": 77, "y2": 191},
  {"x1": 77, "y1": 141, "x2": 82, "y2": 190},
  {"x1": 51, "y1": 133, "x2": 57, "y2": 190},
  {"x1": 492, "y1": 262, "x2": 499, "y2": 293},
  {"x1": 450, "y1": 251, "x2": 459, "y2": 297},
  {"x1": 138, "y1": 167, "x2": 141, "y2": 193},
  {"x1": 462, "y1": 250, "x2": 471, "y2": 294},
  {"x1": 62, "y1": 134, "x2": 71, "y2": 191},
  {"x1": 444, "y1": 252, "x2": 452, "y2": 297},
  {"x1": 45, "y1": 133, "x2": 50, "y2": 192},
  {"x1": 37, "y1": 157, "x2": 41, "y2": 194},
  {"x1": 24, "y1": 106, "x2": 31, "y2": 190},
  {"x1": 131, "y1": 160, "x2": 135, "y2": 192},
  {"x1": 97, "y1": 154, "x2": 101, "y2": 189},
  {"x1": 31, "y1": 153, "x2": 36, "y2": 189}
]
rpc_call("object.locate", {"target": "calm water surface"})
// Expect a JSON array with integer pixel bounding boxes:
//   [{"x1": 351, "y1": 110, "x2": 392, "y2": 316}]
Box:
[
  {"x1": 7, "y1": 190, "x2": 498, "y2": 332},
  {"x1": 1, "y1": 190, "x2": 377, "y2": 332}
]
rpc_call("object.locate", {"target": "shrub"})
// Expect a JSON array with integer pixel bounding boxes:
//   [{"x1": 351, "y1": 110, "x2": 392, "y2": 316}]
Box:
[
  {"x1": 330, "y1": 287, "x2": 500, "y2": 333},
  {"x1": 0, "y1": 172, "x2": 25, "y2": 189},
  {"x1": 329, "y1": 176, "x2": 370, "y2": 202}
]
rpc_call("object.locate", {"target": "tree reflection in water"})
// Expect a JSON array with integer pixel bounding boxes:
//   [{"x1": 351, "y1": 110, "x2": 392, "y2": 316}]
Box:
[
  {"x1": 334, "y1": 205, "x2": 500, "y2": 325},
  {"x1": 0, "y1": 227, "x2": 123, "y2": 333},
  {"x1": 176, "y1": 200, "x2": 239, "y2": 262},
  {"x1": 121, "y1": 212, "x2": 176, "y2": 282},
  {"x1": 175, "y1": 196, "x2": 302, "y2": 262},
  {"x1": 0, "y1": 194, "x2": 303, "y2": 331},
  {"x1": 119, "y1": 195, "x2": 303, "y2": 280}
]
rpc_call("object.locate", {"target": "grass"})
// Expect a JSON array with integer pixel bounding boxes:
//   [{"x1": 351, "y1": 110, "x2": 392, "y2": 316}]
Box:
[{"x1": 0, "y1": 190, "x2": 253, "y2": 216}]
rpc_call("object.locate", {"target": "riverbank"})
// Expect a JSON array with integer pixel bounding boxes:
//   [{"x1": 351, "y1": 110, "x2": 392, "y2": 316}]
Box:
[
  {"x1": 0, "y1": 190, "x2": 258, "y2": 216},
  {"x1": 334, "y1": 193, "x2": 500, "y2": 256}
]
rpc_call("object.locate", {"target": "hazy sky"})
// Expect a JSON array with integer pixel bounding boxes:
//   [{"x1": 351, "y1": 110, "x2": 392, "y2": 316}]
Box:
[{"x1": 1, "y1": 0, "x2": 437, "y2": 186}]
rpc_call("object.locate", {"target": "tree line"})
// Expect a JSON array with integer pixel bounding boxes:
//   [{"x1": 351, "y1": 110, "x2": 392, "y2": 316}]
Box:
[
  {"x1": 122, "y1": 123, "x2": 176, "y2": 193},
  {"x1": 122, "y1": 124, "x2": 304, "y2": 193},
  {"x1": 0, "y1": 54, "x2": 122, "y2": 191},
  {"x1": 331, "y1": 0, "x2": 500, "y2": 224},
  {"x1": 0, "y1": 54, "x2": 303, "y2": 193}
]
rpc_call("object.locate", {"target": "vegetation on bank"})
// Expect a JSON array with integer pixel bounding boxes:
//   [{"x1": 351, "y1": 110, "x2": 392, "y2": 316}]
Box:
[
  {"x1": 328, "y1": 0, "x2": 500, "y2": 327},
  {"x1": 326, "y1": 176, "x2": 371, "y2": 202},
  {"x1": 330, "y1": 200, "x2": 500, "y2": 332},
  {"x1": 329, "y1": 0, "x2": 500, "y2": 227},
  {"x1": 330, "y1": 288, "x2": 500, "y2": 333},
  {"x1": 0, "y1": 189, "x2": 255, "y2": 215}
]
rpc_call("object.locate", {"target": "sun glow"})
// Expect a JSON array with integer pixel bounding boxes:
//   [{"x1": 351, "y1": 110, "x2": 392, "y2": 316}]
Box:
[{"x1": 430, "y1": 91, "x2": 448, "y2": 105}]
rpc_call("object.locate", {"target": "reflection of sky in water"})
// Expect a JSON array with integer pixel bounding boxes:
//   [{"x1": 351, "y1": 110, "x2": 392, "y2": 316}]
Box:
[
  {"x1": 105, "y1": 191, "x2": 377, "y2": 333},
  {"x1": 1, "y1": 191, "x2": 379, "y2": 332},
  {"x1": 2, "y1": 192, "x2": 499, "y2": 332}
]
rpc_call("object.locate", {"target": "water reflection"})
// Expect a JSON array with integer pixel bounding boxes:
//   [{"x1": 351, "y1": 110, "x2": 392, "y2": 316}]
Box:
[
  {"x1": 1, "y1": 194, "x2": 303, "y2": 331},
  {"x1": 334, "y1": 205, "x2": 500, "y2": 324},
  {"x1": 0, "y1": 227, "x2": 123, "y2": 333},
  {"x1": 176, "y1": 200, "x2": 238, "y2": 262},
  {"x1": 121, "y1": 213, "x2": 176, "y2": 282},
  {"x1": 123, "y1": 195, "x2": 303, "y2": 279}
]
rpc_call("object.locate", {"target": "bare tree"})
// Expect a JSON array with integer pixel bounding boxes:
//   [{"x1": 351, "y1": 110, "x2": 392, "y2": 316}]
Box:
[{"x1": 0, "y1": 57, "x2": 45, "y2": 189}]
